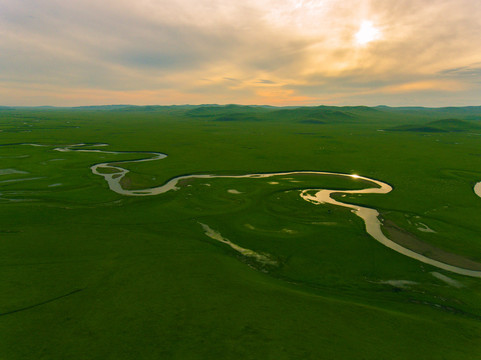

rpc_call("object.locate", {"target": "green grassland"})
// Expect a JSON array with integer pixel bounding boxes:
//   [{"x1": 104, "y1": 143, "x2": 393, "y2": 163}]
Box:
[{"x1": 1, "y1": 105, "x2": 481, "y2": 359}]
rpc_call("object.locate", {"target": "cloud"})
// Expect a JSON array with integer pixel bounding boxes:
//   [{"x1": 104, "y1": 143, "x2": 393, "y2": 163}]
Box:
[
  {"x1": 439, "y1": 63, "x2": 481, "y2": 82},
  {"x1": 256, "y1": 79, "x2": 277, "y2": 84},
  {"x1": 1, "y1": 0, "x2": 481, "y2": 106}
]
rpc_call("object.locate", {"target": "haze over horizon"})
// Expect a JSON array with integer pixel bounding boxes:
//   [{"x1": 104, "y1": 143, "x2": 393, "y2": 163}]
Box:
[{"x1": 2, "y1": 0, "x2": 481, "y2": 107}]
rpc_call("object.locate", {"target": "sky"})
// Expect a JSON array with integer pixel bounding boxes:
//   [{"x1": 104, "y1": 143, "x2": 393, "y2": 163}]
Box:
[{"x1": 1, "y1": 0, "x2": 481, "y2": 107}]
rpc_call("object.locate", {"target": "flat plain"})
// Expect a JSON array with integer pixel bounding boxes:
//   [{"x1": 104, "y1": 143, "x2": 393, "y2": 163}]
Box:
[{"x1": 1, "y1": 105, "x2": 481, "y2": 359}]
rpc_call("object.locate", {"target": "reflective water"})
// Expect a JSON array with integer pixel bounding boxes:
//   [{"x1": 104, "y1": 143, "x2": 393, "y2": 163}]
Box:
[
  {"x1": 475, "y1": 182, "x2": 481, "y2": 198},
  {"x1": 300, "y1": 187, "x2": 481, "y2": 278},
  {"x1": 51, "y1": 144, "x2": 481, "y2": 278}
]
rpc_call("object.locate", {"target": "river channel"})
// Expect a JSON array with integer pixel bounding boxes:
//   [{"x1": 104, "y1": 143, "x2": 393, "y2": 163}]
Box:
[{"x1": 53, "y1": 144, "x2": 481, "y2": 278}]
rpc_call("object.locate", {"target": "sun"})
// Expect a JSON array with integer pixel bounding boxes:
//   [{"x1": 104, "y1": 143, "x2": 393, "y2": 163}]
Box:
[{"x1": 355, "y1": 20, "x2": 381, "y2": 46}]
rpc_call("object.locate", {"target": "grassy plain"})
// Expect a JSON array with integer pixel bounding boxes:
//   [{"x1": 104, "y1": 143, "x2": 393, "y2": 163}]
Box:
[{"x1": 1, "y1": 105, "x2": 481, "y2": 359}]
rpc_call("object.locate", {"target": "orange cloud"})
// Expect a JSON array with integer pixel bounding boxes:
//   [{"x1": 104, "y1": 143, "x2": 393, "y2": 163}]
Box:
[
  {"x1": 0, "y1": 83, "x2": 206, "y2": 106},
  {"x1": 381, "y1": 80, "x2": 468, "y2": 94},
  {"x1": 254, "y1": 88, "x2": 317, "y2": 105}
]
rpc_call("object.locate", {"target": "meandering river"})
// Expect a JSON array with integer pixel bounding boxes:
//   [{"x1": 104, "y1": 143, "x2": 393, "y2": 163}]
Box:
[{"x1": 52, "y1": 144, "x2": 481, "y2": 278}]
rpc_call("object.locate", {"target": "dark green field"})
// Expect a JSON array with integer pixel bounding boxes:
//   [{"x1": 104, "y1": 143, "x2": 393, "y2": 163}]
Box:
[{"x1": 1, "y1": 105, "x2": 481, "y2": 359}]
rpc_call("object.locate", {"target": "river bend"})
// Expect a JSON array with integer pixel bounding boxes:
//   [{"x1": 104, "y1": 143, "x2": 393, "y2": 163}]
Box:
[{"x1": 52, "y1": 144, "x2": 481, "y2": 278}]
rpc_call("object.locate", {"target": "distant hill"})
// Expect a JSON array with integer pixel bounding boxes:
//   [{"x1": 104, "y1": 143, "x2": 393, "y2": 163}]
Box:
[
  {"x1": 2, "y1": 105, "x2": 481, "y2": 125},
  {"x1": 273, "y1": 106, "x2": 384, "y2": 123},
  {"x1": 299, "y1": 119, "x2": 326, "y2": 124},
  {"x1": 375, "y1": 106, "x2": 481, "y2": 120},
  {"x1": 214, "y1": 114, "x2": 260, "y2": 122},
  {"x1": 386, "y1": 118, "x2": 481, "y2": 133},
  {"x1": 185, "y1": 105, "x2": 268, "y2": 118},
  {"x1": 72, "y1": 105, "x2": 132, "y2": 110},
  {"x1": 270, "y1": 107, "x2": 357, "y2": 123}
]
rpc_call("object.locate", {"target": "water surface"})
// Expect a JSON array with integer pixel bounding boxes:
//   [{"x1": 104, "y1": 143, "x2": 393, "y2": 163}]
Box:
[{"x1": 52, "y1": 144, "x2": 481, "y2": 278}]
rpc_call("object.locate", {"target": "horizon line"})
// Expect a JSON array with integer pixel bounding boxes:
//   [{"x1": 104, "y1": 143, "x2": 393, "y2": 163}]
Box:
[{"x1": 2, "y1": 104, "x2": 481, "y2": 109}]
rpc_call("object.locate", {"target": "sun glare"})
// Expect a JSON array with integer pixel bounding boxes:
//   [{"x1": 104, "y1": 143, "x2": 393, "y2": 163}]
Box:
[{"x1": 355, "y1": 20, "x2": 380, "y2": 46}]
